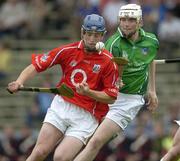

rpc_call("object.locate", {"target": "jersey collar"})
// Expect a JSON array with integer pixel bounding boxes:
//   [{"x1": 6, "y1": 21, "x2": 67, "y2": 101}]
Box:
[
  {"x1": 77, "y1": 40, "x2": 83, "y2": 50},
  {"x1": 117, "y1": 27, "x2": 123, "y2": 37}
]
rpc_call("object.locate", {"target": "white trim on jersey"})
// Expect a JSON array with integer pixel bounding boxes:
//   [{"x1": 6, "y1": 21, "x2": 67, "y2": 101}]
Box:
[
  {"x1": 101, "y1": 52, "x2": 112, "y2": 59},
  {"x1": 144, "y1": 34, "x2": 159, "y2": 43},
  {"x1": 109, "y1": 36, "x2": 120, "y2": 54},
  {"x1": 78, "y1": 40, "x2": 83, "y2": 48},
  {"x1": 48, "y1": 46, "x2": 78, "y2": 68}
]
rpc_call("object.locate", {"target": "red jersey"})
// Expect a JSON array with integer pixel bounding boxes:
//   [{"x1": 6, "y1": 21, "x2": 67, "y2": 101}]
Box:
[{"x1": 32, "y1": 40, "x2": 119, "y2": 121}]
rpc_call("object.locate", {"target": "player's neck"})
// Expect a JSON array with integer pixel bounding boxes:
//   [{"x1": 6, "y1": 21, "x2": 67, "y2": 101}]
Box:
[{"x1": 129, "y1": 31, "x2": 139, "y2": 42}]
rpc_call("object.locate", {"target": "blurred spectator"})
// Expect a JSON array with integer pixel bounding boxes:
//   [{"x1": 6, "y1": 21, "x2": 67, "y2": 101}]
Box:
[
  {"x1": 156, "y1": 4, "x2": 180, "y2": 58},
  {"x1": 0, "y1": 124, "x2": 39, "y2": 161},
  {"x1": 171, "y1": 0, "x2": 180, "y2": 18},
  {"x1": 75, "y1": 0, "x2": 100, "y2": 19},
  {"x1": 114, "y1": 137, "x2": 136, "y2": 161},
  {"x1": 150, "y1": 121, "x2": 165, "y2": 161},
  {"x1": 88, "y1": 0, "x2": 100, "y2": 6},
  {"x1": 101, "y1": 0, "x2": 126, "y2": 37},
  {"x1": 99, "y1": 0, "x2": 109, "y2": 12},
  {"x1": 16, "y1": 125, "x2": 37, "y2": 158},
  {"x1": 26, "y1": 0, "x2": 48, "y2": 38},
  {"x1": 162, "y1": 103, "x2": 180, "y2": 134},
  {"x1": 160, "y1": 123, "x2": 178, "y2": 157},
  {"x1": 0, "y1": 1, "x2": 5, "y2": 6},
  {"x1": 0, "y1": 0, "x2": 28, "y2": 38},
  {"x1": 127, "y1": 110, "x2": 154, "y2": 160},
  {"x1": 39, "y1": 0, "x2": 75, "y2": 40},
  {"x1": 73, "y1": 0, "x2": 100, "y2": 39},
  {"x1": 0, "y1": 41, "x2": 12, "y2": 83},
  {"x1": 94, "y1": 144, "x2": 113, "y2": 161},
  {"x1": 0, "y1": 125, "x2": 19, "y2": 161},
  {"x1": 142, "y1": 0, "x2": 167, "y2": 33},
  {"x1": 158, "y1": 8, "x2": 180, "y2": 43},
  {"x1": 46, "y1": 0, "x2": 73, "y2": 30}
]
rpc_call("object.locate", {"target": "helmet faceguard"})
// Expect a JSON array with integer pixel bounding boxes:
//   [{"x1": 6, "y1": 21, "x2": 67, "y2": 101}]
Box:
[{"x1": 118, "y1": 4, "x2": 142, "y2": 22}]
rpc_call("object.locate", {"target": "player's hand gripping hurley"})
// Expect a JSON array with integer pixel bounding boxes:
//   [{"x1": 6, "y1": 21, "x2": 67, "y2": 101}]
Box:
[{"x1": 7, "y1": 83, "x2": 74, "y2": 98}]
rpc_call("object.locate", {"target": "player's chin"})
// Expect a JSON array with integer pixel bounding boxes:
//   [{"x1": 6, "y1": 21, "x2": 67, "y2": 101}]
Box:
[
  {"x1": 123, "y1": 32, "x2": 130, "y2": 37},
  {"x1": 86, "y1": 46, "x2": 96, "y2": 52},
  {"x1": 122, "y1": 30, "x2": 134, "y2": 38},
  {"x1": 89, "y1": 44, "x2": 96, "y2": 48}
]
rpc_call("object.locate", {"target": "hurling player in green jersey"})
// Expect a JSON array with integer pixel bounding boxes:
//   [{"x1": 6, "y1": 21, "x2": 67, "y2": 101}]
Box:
[{"x1": 74, "y1": 4, "x2": 159, "y2": 161}]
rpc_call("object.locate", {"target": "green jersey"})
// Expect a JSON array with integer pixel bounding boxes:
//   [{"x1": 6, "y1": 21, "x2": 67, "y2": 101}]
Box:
[{"x1": 105, "y1": 28, "x2": 159, "y2": 95}]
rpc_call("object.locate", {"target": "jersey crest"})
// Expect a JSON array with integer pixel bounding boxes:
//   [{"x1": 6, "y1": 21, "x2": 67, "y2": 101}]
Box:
[
  {"x1": 70, "y1": 60, "x2": 77, "y2": 67},
  {"x1": 92, "y1": 64, "x2": 101, "y2": 73},
  {"x1": 40, "y1": 55, "x2": 49, "y2": 62},
  {"x1": 141, "y1": 48, "x2": 149, "y2": 55}
]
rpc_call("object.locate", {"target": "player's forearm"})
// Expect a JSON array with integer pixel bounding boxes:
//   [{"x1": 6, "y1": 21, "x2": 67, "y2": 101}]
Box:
[
  {"x1": 148, "y1": 61, "x2": 156, "y2": 92},
  {"x1": 16, "y1": 64, "x2": 37, "y2": 85},
  {"x1": 85, "y1": 89, "x2": 116, "y2": 104}
]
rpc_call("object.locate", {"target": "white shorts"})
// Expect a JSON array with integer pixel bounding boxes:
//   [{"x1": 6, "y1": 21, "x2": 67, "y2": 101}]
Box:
[
  {"x1": 106, "y1": 92, "x2": 145, "y2": 130},
  {"x1": 44, "y1": 95, "x2": 98, "y2": 144},
  {"x1": 175, "y1": 120, "x2": 180, "y2": 126}
]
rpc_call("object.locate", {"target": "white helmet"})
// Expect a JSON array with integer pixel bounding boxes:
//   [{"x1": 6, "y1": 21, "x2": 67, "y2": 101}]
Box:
[{"x1": 118, "y1": 4, "x2": 142, "y2": 21}]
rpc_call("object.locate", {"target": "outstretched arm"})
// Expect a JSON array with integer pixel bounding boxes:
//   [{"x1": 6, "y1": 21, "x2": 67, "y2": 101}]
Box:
[{"x1": 7, "y1": 64, "x2": 37, "y2": 93}]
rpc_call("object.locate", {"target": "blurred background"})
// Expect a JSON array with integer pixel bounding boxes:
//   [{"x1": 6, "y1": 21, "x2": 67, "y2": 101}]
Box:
[{"x1": 0, "y1": 0, "x2": 179, "y2": 161}]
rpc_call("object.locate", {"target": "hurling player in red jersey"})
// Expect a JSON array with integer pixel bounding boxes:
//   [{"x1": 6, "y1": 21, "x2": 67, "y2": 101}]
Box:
[{"x1": 7, "y1": 14, "x2": 119, "y2": 161}]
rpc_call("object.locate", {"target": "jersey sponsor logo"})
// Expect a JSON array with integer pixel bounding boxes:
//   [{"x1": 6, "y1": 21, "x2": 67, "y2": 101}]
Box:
[
  {"x1": 141, "y1": 48, "x2": 149, "y2": 55},
  {"x1": 71, "y1": 69, "x2": 87, "y2": 86},
  {"x1": 70, "y1": 60, "x2": 77, "y2": 67},
  {"x1": 40, "y1": 55, "x2": 49, "y2": 62},
  {"x1": 92, "y1": 64, "x2": 101, "y2": 73}
]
